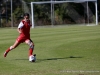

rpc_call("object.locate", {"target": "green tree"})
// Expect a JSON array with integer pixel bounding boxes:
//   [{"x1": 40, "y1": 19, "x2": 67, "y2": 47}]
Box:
[{"x1": 0, "y1": 0, "x2": 99, "y2": 27}]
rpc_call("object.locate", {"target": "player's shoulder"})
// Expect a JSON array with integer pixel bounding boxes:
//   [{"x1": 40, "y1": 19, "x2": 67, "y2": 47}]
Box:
[
  {"x1": 20, "y1": 20, "x2": 25, "y2": 22},
  {"x1": 21, "y1": 20, "x2": 26, "y2": 25}
]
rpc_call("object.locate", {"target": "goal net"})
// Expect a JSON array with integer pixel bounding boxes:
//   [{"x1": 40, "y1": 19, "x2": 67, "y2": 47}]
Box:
[{"x1": 31, "y1": 0, "x2": 98, "y2": 28}]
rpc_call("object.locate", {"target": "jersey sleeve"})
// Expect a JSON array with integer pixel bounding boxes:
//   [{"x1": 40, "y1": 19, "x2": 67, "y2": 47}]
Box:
[{"x1": 18, "y1": 21, "x2": 24, "y2": 28}]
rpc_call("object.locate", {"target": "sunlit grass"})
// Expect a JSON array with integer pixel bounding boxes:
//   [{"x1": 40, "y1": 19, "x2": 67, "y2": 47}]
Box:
[{"x1": 0, "y1": 25, "x2": 100, "y2": 75}]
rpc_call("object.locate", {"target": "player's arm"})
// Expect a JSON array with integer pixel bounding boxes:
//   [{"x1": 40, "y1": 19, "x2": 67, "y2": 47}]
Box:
[
  {"x1": 17, "y1": 28, "x2": 22, "y2": 34},
  {"x1": 17, "y1": 21, "x2": 24, "y2": 34}
]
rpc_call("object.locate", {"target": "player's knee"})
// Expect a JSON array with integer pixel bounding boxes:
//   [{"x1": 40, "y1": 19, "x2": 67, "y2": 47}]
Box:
[
  {"x1": 30, "y1": 43, "x2": 34, "y2": 49},
  {"x1": 10, "y1": 46, "x2": 13, "y2": 50},
  {"x1": 27, "y1": 40, "x2": 34, "y2": 49},
  {"x1": 10, "y1": 46, "x2": 15, "y2": 50}
]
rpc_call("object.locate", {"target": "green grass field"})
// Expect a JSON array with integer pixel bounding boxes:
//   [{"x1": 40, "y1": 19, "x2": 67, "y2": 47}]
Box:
[{"x1": 0, "y1": 25, "x2": 100, "y2": 75}]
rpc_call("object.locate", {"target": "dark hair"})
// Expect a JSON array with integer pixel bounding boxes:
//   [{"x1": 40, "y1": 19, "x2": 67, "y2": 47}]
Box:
[{"x1": 23, "y1": 13, "x2": 29, "y2": 17}]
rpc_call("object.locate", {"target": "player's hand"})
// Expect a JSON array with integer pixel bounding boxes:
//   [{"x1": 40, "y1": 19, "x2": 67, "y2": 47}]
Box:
[
  {"x1": 18, "y1": 30, "x2": 22, "y2": 34},
  {"x1": 17, "y1": 28, "x2": 22, "y2": 34}
]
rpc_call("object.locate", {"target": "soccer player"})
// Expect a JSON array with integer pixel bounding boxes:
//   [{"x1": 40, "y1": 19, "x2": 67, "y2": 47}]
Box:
[{"x1": 4, "y1": 13, "x2": 36, "y2": 62}]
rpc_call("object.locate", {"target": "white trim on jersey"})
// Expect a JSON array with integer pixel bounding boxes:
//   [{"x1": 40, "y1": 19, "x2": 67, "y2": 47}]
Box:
[{"x1": 18, "y1": 21, "x2": 24, "y2": 28}]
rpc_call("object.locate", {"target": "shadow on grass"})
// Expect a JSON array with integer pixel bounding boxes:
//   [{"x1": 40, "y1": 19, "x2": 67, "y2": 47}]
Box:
[
  {"x1": 15, "y1": 59, "x2": 28, "y2": 60},
  {"x1": 36, "y1": 56, "x2": 83, "y2": 63},
  {"x1": 15, "y1": 56, "x2": 83, "y2": 62},
  {"x1": 47, "y1": 56, "x2": 82, "y2": 60}
]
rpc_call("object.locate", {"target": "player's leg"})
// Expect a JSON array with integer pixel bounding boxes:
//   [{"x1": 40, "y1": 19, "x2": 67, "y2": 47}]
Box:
[
  {"x1": 25, "y1": 39, "x2": 34, "y2": 56},
  {"x1": 25, "y1": 39, "x2": 36, "y2": 62},
  {"x1": 4, "y1": 40, "x2": 20, "y2": 57}
]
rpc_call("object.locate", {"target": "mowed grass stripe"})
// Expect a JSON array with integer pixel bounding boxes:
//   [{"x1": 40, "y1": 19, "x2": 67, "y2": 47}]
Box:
[{"x1": 0, "y1": 25, "x2": 100, "y2": 75}]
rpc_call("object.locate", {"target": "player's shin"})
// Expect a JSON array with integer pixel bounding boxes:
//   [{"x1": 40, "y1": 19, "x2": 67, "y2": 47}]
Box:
[
  {"x1": 29, "y1": 48, "x2": 33, "y2": 56},
  {"x1": 28, "y1": 44, "x2": 36, "y2": 62},
  {"x1": 29, "y1": 44, "x2": 34, "y2": 56},
  {"x1": 4, "y1": 46, "x2": 13, "y2": 57}
]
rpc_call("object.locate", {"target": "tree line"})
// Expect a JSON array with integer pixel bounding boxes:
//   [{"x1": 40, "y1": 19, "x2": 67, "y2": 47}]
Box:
[{"x1": 0, "y1": 0, "x2": 99, "y2": 27}]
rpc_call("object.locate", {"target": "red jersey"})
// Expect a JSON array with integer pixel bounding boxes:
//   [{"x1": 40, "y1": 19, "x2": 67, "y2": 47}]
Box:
[{"x1": 17, "y1": 20, "x2": 31, "y2": 43}]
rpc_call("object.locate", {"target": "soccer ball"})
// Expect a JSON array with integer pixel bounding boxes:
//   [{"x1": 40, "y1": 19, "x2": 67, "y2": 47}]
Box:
[{"x1": 29, "y1": 55, "x2": 36, "y2": 62}]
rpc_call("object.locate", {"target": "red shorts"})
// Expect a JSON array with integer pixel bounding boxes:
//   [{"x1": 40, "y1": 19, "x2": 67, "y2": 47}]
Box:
[{"x1": 16, "y1": 35, "x2": 30, "y2": 43}]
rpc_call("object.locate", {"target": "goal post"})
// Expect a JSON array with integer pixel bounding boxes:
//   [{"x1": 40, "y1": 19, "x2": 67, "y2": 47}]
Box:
[{"x1": 31, "y1": 0, "x2": 98, "y2": 28}]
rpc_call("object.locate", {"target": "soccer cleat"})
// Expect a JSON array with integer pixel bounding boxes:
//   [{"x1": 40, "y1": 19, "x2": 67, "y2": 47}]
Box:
[
  {"x1": 33, "y1": 54, "x2": 36, "y2": 56},
  {"x1": 4, "y1": 52, "x2": 8, "y2": 57}
]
